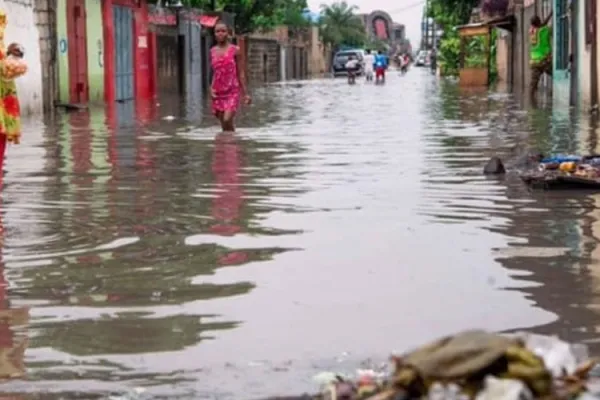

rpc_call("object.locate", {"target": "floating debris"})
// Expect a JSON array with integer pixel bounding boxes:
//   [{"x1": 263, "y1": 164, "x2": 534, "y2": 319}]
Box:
[{"x1": 274, "y1": 330, "x2": 600, "y2": 400}]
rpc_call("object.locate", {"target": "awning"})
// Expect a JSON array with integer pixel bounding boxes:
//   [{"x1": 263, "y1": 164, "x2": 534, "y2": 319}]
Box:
[
  {"x1": 457, "y1": 15, "x2": 516, "y2": 36},
  {"x1": 485, "y1": 15, "x2": 516, "y2": 31},
  {"x1": 199, "y1": 15, "x2": 219, "y2": 27}
]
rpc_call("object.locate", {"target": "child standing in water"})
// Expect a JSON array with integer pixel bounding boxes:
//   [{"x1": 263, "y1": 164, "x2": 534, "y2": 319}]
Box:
[{"x1": 211, "y1": 21, "x2": 250, "y2": 132}]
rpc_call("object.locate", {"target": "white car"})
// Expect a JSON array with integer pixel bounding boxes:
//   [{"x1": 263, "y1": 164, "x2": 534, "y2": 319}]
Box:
[
  {"x1": 332, "y1": 49, "x2": 366, "y2": 77},
  {"x1": 415, "y1": 50, "x2": 430, "y2": 67}
]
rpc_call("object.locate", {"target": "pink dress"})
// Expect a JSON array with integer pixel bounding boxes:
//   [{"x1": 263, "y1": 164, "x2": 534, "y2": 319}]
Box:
[{"x1": 211, "y1": 45, "x2": 241, "y2": 114}]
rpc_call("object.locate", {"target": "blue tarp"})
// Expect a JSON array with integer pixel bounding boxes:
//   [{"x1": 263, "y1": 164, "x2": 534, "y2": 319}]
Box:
[{"x1": 302, "y1": 9, "x2": 320, "y2": 23}]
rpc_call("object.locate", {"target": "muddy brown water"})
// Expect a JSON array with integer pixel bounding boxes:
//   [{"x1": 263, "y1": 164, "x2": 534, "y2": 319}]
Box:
[{"x1": 0, "y1": 70, "x2": 599, "y2": 399}]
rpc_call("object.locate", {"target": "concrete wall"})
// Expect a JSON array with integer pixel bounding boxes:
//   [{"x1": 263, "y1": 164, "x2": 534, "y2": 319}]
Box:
[
  {"x1": 577, "y1": 0, "x2": 591, "y2": 109},
  {"x1": 597, "y1": 0, "x2": 600, "y2": 106},
  {"x1": 34, "y1": 0, "x2": 57, "y2": 113},
  {"x1": 307, "y1": 26, "x2": 328, "y2": 75},
  {"x1": 496, "y1": 29, "x2": 510, "y2": 83},
  {"x1": 2, "y1": 0, "x2": 44, "y2": 115},
  {"x1": 512, "y1": 4, "x2": 525, "y2": 92},
  {"x1": 246, "y1": 37, "x2": 280, "y2": 83}
]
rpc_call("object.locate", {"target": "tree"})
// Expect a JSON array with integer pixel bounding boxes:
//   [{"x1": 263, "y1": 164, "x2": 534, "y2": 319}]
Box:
[
  {"x1": 220, "y1": 0, "x2": 287, "y2": 34},
  {"x1": 426, "y1": 0, "x2": 479, "y2": 75},
  {"x1": 318, "y1": 1, "x2": 366, "y2": 50},
  {"x1": 152, "y1": 0, "x2": 310, "y2": 34},
  {"x1": 426, "y1": 0, "x2": 479, "y2": 29}
]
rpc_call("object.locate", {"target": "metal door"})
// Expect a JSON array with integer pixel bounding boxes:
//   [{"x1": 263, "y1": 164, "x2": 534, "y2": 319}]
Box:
[
  {"x1": 553, "y1": 0, "x2": 572, "y2": 105},
  {"x1": 113, "y1": 5, "x2": 134, "y2": 101},
  {"x1": 67, "y1": 0, "x2": 89, "y2": 103}
]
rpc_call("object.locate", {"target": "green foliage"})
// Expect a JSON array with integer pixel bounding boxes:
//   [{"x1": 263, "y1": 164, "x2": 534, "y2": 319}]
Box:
[
  {"x1": 426, "y1": 0, "x2": 479, "y2": 29},
  {"x1": 318, "y1": 1, "x2": 367, "y2": 50},
  {"x1": 427, "y1": 0, "x2": 480, "y2": 76},
  {"x1": 438, "y1": 31, "x2": 460, "y2": 76},
  {"x1": 150, "y1": 0, "x2": 310, "y2": 34},
  {"x1": 366, "y1": 37, "x2": 389, "y2": 52},
  {"x1": 221, "y1": 0, "x2": 308, "y2": 34}
]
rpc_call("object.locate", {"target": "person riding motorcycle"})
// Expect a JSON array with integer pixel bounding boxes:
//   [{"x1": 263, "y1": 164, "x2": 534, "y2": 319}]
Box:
[{"x1": 345, "y1": 55, "x2": 359, "y2": 84}]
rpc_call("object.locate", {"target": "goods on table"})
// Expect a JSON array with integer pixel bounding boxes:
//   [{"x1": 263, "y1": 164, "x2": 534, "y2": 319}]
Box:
[
  {"x1": 521, "y1": 154, "x2": 600, "y2": 190},
  {"x1": 301, "y1": 330, "x2": 600, "y2": 400},
  {"x1": 1, "y1": 56, "x2": 27, "y2": 80}
]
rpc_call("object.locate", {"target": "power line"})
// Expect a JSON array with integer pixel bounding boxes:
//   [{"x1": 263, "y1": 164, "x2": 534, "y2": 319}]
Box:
[{"x1": 385, "y1": 1, "x2": 426, "y2": 14}]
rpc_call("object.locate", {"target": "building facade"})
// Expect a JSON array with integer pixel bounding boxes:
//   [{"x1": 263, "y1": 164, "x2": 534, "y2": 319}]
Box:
[
  {"x1": 56, "y1": 0, "x2": 154, "y2": 106},
  {"x1": 359, "y1": 10, "x2": 406, "y2": 52}
]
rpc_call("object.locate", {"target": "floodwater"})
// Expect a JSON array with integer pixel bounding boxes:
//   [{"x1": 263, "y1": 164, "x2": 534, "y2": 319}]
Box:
[{"x1": 0, "y1": 69, "x2": 600, "y2": 399}]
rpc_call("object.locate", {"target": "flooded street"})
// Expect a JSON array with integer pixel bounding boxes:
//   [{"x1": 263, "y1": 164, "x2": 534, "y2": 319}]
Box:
[{"x1": 1, "y1": 69, "x2": 600, "y2": 398}]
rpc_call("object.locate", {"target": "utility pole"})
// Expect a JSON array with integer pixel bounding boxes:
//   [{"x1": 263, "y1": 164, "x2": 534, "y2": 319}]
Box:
[{"x1": 424, "y1": 0, "x2": 430, "y2": 49}]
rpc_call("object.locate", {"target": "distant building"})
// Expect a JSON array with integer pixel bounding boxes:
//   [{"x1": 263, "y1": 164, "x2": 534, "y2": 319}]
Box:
[{"x1": 357, "y1": 10, "x2": 407, "y2": 52}]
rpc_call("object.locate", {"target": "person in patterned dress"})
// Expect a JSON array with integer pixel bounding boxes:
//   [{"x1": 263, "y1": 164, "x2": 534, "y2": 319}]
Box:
[
  {"x1": 0, "y1": 10, "x2": 26, "y2": 181},
  {"x1": 210, "y1": 21, "x2": 250, "y2": 132}
]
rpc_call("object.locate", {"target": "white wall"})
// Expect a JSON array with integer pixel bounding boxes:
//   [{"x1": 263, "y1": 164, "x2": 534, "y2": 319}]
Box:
[
  {"x1": 578, "y1": 0, "x2": 592, "y2": 109},
  {"x1": 0, "y1": 0, "x2": 43, "y2": 115}
]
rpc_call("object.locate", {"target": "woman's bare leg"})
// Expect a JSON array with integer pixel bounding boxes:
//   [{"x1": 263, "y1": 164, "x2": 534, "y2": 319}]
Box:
[
  {"x1": 215, "y1": 111, "x2": 227, "y2": 131},
  {"x1": 222, "y1": 111, "x2": 236, "y2": 132}
]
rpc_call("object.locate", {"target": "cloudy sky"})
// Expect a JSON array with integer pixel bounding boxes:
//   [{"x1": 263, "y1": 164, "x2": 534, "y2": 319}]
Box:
[{"x1": 306, "y1": 0, "x2": 425, "y2": 46}]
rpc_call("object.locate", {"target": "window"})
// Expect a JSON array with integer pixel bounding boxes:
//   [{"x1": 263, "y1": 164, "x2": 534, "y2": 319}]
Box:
[{"x1": 556, "y1": 0, "x2": 570, "y2": 70}]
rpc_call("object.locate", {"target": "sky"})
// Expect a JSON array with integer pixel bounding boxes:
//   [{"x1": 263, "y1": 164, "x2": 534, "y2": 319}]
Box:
[{"x1": 306, "y1": 0, "x2": 425, "y2": 46}]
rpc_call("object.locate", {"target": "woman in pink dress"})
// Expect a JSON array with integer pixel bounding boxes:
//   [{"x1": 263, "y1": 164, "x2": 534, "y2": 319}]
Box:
[{"x1": 211, "y1": 21, "x2": 250, "y2": 132}]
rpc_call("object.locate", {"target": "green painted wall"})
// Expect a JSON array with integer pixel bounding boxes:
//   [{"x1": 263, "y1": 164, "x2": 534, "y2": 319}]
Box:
[
  {"x1": 56, "y1": 0, "x2": 105, "y2": 103},
  {"x1": 57, "y1": 0, "x2": 69, "y2": 103},
  {"x1": 86, "y1": 0, "x2": 104, "y2": 101}
]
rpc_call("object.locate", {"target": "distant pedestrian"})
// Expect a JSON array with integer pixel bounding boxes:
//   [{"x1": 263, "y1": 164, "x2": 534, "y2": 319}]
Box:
[
  {"x1": 363, "y1": 49, "x2": 375, "y2": 81},
  {"x1": 374, "y1": 50, "x2": 387, "y2": 83},
  {"x1": 400, "y1": 53, "x2": 410, "y2": 74},
  {"x1": 430, "y1": 48, "x2": 437, "y2": 74},
  {"x1": 529, "y1": 12, "x2": 553, "y2": 100},
  {"x1": 211, "y1": 20, "x2": 250, "y2": 132}
]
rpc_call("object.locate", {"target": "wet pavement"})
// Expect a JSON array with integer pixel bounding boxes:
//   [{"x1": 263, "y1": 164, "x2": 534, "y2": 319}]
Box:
[{"x1": 0, "y1": 69, "x2": 599, "y2": 398}]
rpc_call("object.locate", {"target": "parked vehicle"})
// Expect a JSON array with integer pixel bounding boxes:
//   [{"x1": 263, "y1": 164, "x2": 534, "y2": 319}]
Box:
[
  {"x1": 332, "y1": 50, "x2": 365, "y2": 77},
  {"x1": 415, "y1": 50, "x2": 430, "y2": 67}
]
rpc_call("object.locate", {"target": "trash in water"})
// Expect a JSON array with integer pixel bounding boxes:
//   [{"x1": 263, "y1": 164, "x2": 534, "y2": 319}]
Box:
[
  {"x1": 301, "y1": 330, "x2": 600, "y2": 400},
  {"x1": 107, "y1": 387, "x2": 146, "y2": 400}
]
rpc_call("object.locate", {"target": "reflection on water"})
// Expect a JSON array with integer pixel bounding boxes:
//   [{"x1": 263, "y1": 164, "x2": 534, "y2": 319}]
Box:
[
  {"x1": 0, "y1": 195, "x2": 29, "y2": 385},
  {"x1": 3, "y1": 72, "x2": 600, "y2": 397}
]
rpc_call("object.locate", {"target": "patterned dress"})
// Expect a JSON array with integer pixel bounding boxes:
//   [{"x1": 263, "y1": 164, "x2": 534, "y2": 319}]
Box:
[
  {"x1": 211, "y1": 45, "x2": 241, "y2": 115},
  {"x1": 0, "y1": 10, "x2": 22, "y2": 146}
]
